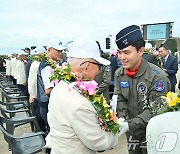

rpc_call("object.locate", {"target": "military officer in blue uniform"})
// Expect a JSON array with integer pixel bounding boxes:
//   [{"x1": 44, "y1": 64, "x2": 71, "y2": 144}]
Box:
[{"x1": 114, "y1": 25, "x2": 171, "y2": 154}]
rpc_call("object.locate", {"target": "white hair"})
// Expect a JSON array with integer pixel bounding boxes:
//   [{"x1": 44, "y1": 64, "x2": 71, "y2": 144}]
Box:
[{"x1": 68, "y1": 57, "x2": 93, "y2": 68}]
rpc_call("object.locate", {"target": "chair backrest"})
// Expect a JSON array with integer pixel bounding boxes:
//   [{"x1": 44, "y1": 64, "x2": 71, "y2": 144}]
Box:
[
  {"x1": 1, "y1": 88, "x2": 23, "y2": 102},
  {"x1": 0, "y1": 102, "x2": 30, "y2": 119},
  {"x1": 0, "y1": 104, "x2": 10, "y2": 119},
  {"x1": 0, "y1": 116, "x2": 45, "y2": 154},
  {"x1": 0, "y1": 116, "x2": 15, "y2": 144}
]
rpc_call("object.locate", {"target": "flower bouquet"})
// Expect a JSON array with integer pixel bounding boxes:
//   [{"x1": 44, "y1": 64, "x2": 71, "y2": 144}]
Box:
[
  {"x1": 157, "y1": 91, "x2": 180, "y2": 115},
  {"x1": 28, "y1": 52, "x2": 47, "y2": 62},
  {"x1": 49, "y1": 63, "x2": 120, "y2": 135}
]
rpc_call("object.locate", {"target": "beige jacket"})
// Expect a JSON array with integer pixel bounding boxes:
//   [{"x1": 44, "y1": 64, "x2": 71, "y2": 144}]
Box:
[
  {"x1": 46, "y1": 80, "x2": 119, "y2": 154},
  {"x1": 16, "y1": 60, "x2": 26, "y2": 84},
  {"x1": 5, "y1": 60, "x2": 11, "y2": 76},
  {"x1": 10, "y1": 57, "x2": 18, "y2": 78},
  {"x1": 28, "y1": 60, "x2": 40, "y2": 99}
]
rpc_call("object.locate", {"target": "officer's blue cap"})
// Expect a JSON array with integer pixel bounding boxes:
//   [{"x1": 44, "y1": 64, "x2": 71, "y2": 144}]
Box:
[{"x1": 115, "y1": 25, "x2": 143, "y2": 50}]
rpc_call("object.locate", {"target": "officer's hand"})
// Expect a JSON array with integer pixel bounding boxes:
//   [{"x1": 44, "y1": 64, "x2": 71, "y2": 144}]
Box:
[{"x1": 118, "y1": 118, "x2": 129, "y2": 137}]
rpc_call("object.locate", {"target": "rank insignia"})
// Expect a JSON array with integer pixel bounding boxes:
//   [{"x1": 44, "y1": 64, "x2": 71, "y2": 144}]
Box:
[
  {"x1": 155, "y1": 81, "x2": 165, "y2": 92},
  {"x1": 137, "y1": 82, "x2": 147, "y2": 95},
  {"x1": 120, "y1": 81, "x2": 130, "y2": 88},
  {"x1": 123, "y1": 39, "x2": 128, "y2": 45}
]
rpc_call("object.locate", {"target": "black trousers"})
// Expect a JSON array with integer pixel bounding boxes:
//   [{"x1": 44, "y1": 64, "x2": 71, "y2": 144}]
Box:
[
  {"x1": 31, "y1": 101, "x2": 48, "y2": 133},
  {"x1": 37, "y1": 101, "x2": 49, "y2": 133}
]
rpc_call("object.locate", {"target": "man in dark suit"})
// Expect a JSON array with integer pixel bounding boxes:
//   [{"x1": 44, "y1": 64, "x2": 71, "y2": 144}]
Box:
[{"x1": 159, "y1": 44, "x2": 178, "y2": 92}]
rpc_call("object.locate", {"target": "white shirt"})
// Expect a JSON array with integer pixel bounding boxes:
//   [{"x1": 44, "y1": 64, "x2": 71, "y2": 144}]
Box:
[
  {"x1": 28, "y1": 60, "x2": 40, "y2": 99},
  {"x1": 41, "y1": 66, "x2": 54, "y2": 89},
  {"x1": 16, "y1": 60, "x2": 26, "y2": 84},
  {"x1": 5, "y1": 59, "x2": 11, "y2": 76},
  {"x1": 164, "y1": 54, "x2": 169, "y2": 63},
  {"x1": 10, "y1": 58, "x2": 18, "y2": 78}
]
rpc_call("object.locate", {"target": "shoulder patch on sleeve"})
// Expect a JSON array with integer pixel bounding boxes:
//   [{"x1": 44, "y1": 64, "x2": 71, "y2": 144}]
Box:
[
  {"x1": 155, "y1": 81, "x2": 165, "y2": 92},
  {"x1": 105, "y1": 66, "x2": 111, "y2": 72}
]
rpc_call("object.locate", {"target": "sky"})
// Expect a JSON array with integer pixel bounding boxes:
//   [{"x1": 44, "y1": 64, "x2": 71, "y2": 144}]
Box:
[{"x1": 0, "y1": 0, "x2": 180, "y2": 55}]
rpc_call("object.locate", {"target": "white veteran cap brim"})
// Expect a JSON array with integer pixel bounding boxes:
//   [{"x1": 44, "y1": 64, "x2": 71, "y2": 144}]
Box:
[
  {"x1": 31, "y1": 46, "x2": 46, "y2": 55},
  {"x1": 115, "y1": 25, "x2": 143, "y2": 50},
  {"x1": 68, "y1": 37, "x2": 110, "y2": 65},
  {"x1": 46, "y1": 39, "x2": 67, "y2": 51}
]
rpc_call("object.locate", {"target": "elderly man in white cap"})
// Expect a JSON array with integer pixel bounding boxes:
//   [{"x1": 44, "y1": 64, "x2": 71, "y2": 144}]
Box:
[
  {"x1": 45, "y1": 37, "x2": 127, "y2": 154},
  {"x1": 36, "y1": 40, "x2": 66, "y2": 133},
  {"x1": 27, "y1": 46, "x2": 47, "y2": 132},
  {"x1": 28, "y1": 46, "x2": 46, "y2": 103},
  {"x1": 143, "y1": 43, "x2": 160, "y2": 67},
  {"x1": 16, "y1": 50, "x2": 29, "y2": 95},
  {"x1": 9, "y1": 51, "x2": 19, "y2": 85},
  {"x1": 5, "y1": 54, "x2": 12, "y2": 80}
]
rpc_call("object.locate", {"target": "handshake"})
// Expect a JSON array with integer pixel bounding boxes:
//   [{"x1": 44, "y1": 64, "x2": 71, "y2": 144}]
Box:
[{"x1": 118, "y1": 118, "x2": 129, "y2": 137}]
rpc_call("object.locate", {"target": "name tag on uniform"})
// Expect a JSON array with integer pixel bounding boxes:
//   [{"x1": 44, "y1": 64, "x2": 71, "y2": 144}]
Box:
[
  {"x1": 120, "y1": 81, "x2": 130, "y2": 88},
  {"x1": 153, "y1": 69, "x2": 160, "y2": 75}
]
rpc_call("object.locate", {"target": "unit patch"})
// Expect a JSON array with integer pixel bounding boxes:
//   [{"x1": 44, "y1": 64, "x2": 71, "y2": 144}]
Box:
[
  {"x1": 105, "y1": 66, "x2": 111, "y2": 72},
  {"x1": 155, "y1": 81, "x2": 165, "y2": 92},
  {"x1": 137, "y1": 82, "x2": 147, "y2": 95}
]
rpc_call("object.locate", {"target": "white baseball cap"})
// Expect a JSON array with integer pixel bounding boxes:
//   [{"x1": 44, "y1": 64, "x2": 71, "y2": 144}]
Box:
[
  {"x1": 68, "y1": 37, "x2": 110, "y2": 65},
  {"x1": 31, "y1": 46, "x2": 46, "y2": 55},
  {"x1": 145, "y1": 43, "x2": 152, "y2": 49},
  {"x1": 46, "y1": 39, "x2": 67, "y2": 51},
  {"x1": 14, "y1": 49, "x2": 28, "y2": 55}
]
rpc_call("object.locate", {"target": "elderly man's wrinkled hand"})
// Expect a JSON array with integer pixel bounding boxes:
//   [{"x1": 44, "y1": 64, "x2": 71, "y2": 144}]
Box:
[{"x1": 118, "y1": 118, "x2": 129, "y2": 137}]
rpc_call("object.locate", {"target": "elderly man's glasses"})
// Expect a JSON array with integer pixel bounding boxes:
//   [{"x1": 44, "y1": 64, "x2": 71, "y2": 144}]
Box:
[{"x1": 80, "y1": 61, "x2": 102, "y2": 70}]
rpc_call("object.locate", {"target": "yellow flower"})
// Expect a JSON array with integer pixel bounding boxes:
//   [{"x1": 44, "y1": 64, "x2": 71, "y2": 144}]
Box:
[
  {"x1": 168, "y1": 99, "x2": 177, "y2": 107},
  {"x1": 102, "y1": 97, "x2": 110, "y2": 108},
  {"x1": 94, "y1": 96, "x2": 101, "y2": 103},
  {"x1": 157, "y1": 91, "x2": 180, "y2": 115},
  {"x1": 103, "y1": 102, "x2": 110, "y2": 108},
  {"x1": 65, "y1": 75, "x2": 71, "y2": 80},
  {"x1": 177, "y1": 98, "x2": 180, "y2": 104},
  {"x1": 105, "y1": 113, "x2": 110, "y2": 121},
  {"x1": 109, "y1": 110, "x2": 113, "y2": 120},
  {"x1": 168, "y1": 97, "x2": 180, "y2": 107},
  {"x1": 166, "y1": 92, "x2": 175, "y2": 99}
]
